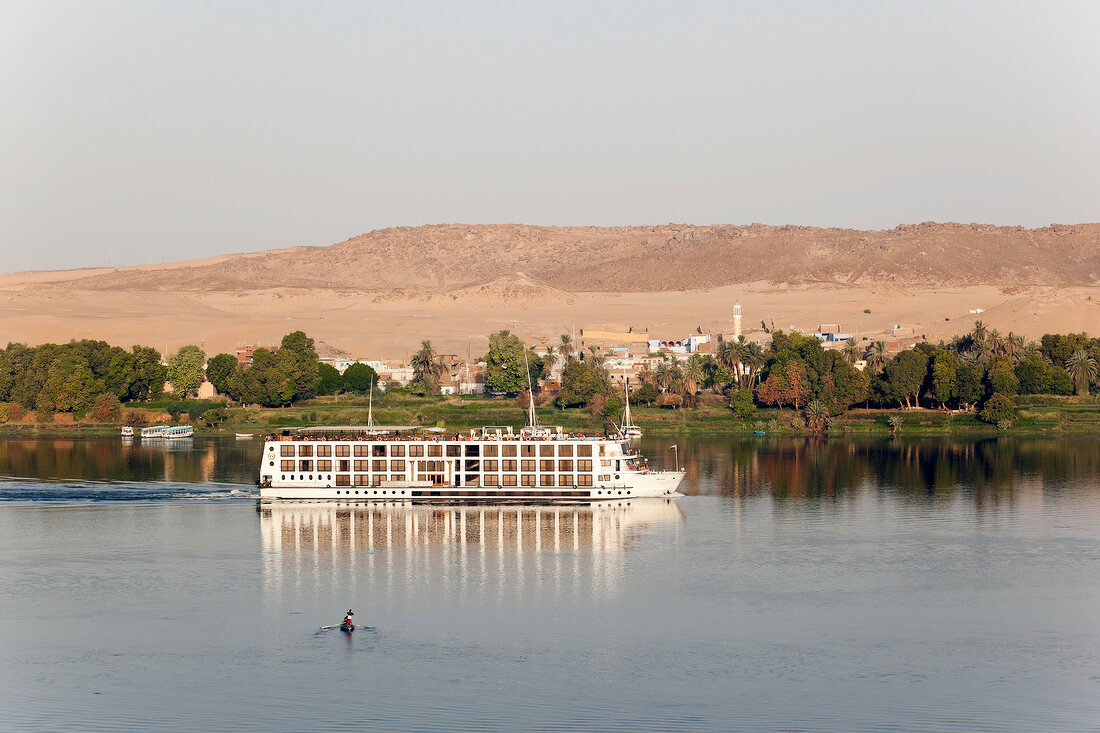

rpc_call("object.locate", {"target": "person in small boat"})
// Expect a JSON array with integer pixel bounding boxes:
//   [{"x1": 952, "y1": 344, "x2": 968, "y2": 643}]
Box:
[{"x1": 342, "y1": 609, "x2": 354, "y2": 628}]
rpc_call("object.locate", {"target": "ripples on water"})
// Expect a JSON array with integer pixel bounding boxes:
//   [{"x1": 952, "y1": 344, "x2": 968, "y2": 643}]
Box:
[{"x1": 0, "y1": 436, "x2": 1098, "y2": 731}]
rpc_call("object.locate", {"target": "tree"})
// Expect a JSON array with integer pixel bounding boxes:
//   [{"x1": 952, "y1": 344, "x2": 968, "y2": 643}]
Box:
[
  {"x1": 729, "y1": 387, "x2": 756, "y2": 419},
  {"x1": 206, "y1": 353, "x2": 238, "y2": 396},
  {"x1": 930, "y1": 351, "x2": 958, "y2": 407},
  {"x1": 342, "y1": 363, "x2": 379, "y2": 394},
  {"x1": 128, "y1": 346, "x2": 168, "y2": 402},
  {"x1": 955, "y1": 362, "x2": 985, "y2": 411},
  {"x1": 1065, "y1": 350, "x2": 1098, "y2": 396},
  {"x1": 411, "y1": 340, "x2": 444, "y2": 394},
  {"x1": 632, "y1": 383, "x2": 659, "y2": 406},
  {"x1": 167, "y1": 345, "x2": 206, "y2": 398},
  {"x1": 866, "y1": 341, "x2": 888, "y2": 373},
  {"x1": 485, "y1": 331, "x2": 542, "y2": 394},
  {"x1": 200, "y1": 405, "x2": 228, "y2": 427},
  {"x1": 841, "y1": 337, "x2": 861, "y2": 366},
  {"x1": 557, "y1": 361, "x2": 602, "y2": 408},
  {"x1": 980, "y1": 393, "x2": 1015, "y2": 425},
  {"x1": 89, "y1": 392, "x2": 122, "y2": 422},
  {"x1": 881, "y1": 348, "x2": 928, "y2": 408},
  {"x1": 316, "y1": 363, "x2": 344, "y2": 395},
  {"x1": 557, "y1": 333, "x2": 574, "y2": 364},
  {"x1": 683, "y1": 354, "x2": 706, "y2": 399},
  {"x1": 278, "y1": 331, "x2": 321, "y2": 401},
  {"x1": 804, "y1": 399, "x2": 829, "y2": 433},
  {"x1": 985, "y1": 356, "x2": 1019, "y2": 397}
]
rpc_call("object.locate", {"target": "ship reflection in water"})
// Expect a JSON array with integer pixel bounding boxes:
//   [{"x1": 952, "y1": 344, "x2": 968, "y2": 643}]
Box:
[{"x1": 259, "y1": 499, "x2": 683, "y2": 602}]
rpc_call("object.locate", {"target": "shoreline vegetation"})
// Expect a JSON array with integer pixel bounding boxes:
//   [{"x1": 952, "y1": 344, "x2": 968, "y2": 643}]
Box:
[{"x1": 0, "y1": 325, "x2": 1098, "y2": 438}]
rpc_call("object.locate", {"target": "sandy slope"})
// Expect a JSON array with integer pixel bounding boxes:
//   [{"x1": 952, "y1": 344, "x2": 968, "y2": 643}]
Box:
[{"x1": 1, "y1": 223, "x2": 1097, "y2": 358}]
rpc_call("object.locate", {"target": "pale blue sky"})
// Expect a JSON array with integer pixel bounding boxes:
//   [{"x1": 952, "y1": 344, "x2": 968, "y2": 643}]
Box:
[{"x1": 2, "y1": 0, "x2": 1097, "y2": 273}]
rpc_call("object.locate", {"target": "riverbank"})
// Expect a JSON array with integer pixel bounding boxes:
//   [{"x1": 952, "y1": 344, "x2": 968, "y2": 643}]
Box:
[{"x1": 2, "y1": 394, "x2": 1099, "y2": 437}]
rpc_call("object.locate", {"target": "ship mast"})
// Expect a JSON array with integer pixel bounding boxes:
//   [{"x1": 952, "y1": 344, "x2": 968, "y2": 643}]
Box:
[
  {"x1": 367, "y1": 380, "x2": 374, "y2": 428},
  {"x1": 523, "y1": 348, "x2": 538, "y2": 427}
]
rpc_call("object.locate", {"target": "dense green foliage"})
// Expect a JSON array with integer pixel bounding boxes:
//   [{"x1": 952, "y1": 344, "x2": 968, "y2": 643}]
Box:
[
  {"x1": 342, "y1": 363, "x2": 379, "y2": 394},
  {"x1": 167, "y1": 345, "x2": 206, "y2": 398},
  {"x1": 483, "y1": 330, "x2": 543, "y2": 394},
  {"x1": 0, "y1": 340, "x2": 167, "y2": 413}
]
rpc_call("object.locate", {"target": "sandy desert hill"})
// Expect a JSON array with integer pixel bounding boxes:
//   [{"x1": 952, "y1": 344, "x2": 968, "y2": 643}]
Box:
[{"x1": 1, "y1": 223, "x2": 1098, "y2": 358}]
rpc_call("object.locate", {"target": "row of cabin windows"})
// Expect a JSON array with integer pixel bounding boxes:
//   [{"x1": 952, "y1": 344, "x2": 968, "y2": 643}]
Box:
[
  {"x1": 281, "y1": 459, "x2": 597, "y2": 473},
  {"x1": 307, "y1": 474, "x2": 597, "y2": 487},
  {"x1": 280, "y1": 443, "x2": 602, "y2": 459}
]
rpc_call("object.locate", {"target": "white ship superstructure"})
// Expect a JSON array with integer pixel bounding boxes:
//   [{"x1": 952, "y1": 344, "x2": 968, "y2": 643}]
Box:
[{"x1": 258, "y1": 425, "x2": 684, "y2": 502}]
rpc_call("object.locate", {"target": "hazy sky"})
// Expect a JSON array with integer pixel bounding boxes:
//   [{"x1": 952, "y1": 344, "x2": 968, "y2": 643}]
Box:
[{"x1": 2, "y1": 1, "x2": 1098, "y2": 273}]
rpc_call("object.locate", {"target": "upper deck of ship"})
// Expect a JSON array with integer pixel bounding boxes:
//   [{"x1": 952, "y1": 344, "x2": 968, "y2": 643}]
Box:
[{"x1": 268, "y1": 425, "x2": 626, "y2": 444}]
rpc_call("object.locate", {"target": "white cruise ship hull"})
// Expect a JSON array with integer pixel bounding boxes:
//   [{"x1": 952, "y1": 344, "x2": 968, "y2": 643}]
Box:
[{"x1": 257, "y1": 429, "x2": 684, "y2": 503}]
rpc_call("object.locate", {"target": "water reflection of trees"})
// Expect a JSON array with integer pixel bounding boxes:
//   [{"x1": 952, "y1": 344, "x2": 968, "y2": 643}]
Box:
[
  {"x1": 662, "y1": 436, "x2": 1100, "y2": 506},
  {"x1": 0, "y1": 437, "x2": 257, "y2": 485}
]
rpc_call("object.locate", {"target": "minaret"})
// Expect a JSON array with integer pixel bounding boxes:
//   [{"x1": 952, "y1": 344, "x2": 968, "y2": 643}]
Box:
[{"x1": 733, "y1": 302, "x2": 742, "y2": 339}]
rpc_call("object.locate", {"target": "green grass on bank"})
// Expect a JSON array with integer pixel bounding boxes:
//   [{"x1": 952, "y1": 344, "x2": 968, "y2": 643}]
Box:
[{"x1": 3, "y1": 393, "x2": 1099, "y2": 437}]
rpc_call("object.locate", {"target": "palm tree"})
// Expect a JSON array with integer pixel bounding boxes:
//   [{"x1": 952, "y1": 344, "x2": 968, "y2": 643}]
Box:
[
  {"x1": 411, "y1": 340, "x2": 444, "y2": 392},
  {"x1": 741, "y1": 342, "x2": 766, "y2": 388},
  {"x1": 1005, "y1": 333, "x2": 1025, "y2": 364},
  {"x1": 804, "y1": 400, "x2": 829, "y2": 434},
  {"x1": 716, "y1": 340, "x2": 741, "y2": 386},
  {"x1": 557, "y1": 334, "x2": 573, "y2": 363},
  {"x1": 888, "y1": 415, "x2": 902, "y2": 435},
  {"x1": 638, "y1": 363, "x2": 656, "y2": 387},
  {"x1": 971, "y1": 320, "x2": 988, "y2": 345},
  {"x1": 866, "y1": 341, "x2": 888, "y2": 373},
  {"x1": 988, "y1": 328, "x2": 1004, "y2": 357},
  {"x1": 684, "y1": 353, "x2": 706, "y2": 398},
  {"x1": 1064, "y1": 350, "x2": 1098, "y2": 396},
  {"x1": 841, "y1": 337, "x2": 860, "y2": 365}
]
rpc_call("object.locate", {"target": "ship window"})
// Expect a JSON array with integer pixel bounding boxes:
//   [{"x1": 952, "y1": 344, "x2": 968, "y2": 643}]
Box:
[
  {"x1": 280, "y1": 446, "x2": 294, "y2": 457},
  {"x1": 372, "y1": 460, "x2": 386, "y2": 472},
  {"x1": 502, "y1": 460, "x2": 517, "y2": 471},
  {"x1": 335, "y1": 445, "x2": 350, "y2": 457},
  {"x1": 483, "y1": 459, "x2": 498, "y2": 471},
  {"x1": 520, "y1": 444, "x2": 535, "y2": 457},
  {"x1": 408, "y1": 445, "x2": 424, "y2": 457},
  {"x1": 558, "y1": 445, "x2": 573, "y2": 457},
  {"x1": 298, "y1": 445, "x2": 313, "y2": 457},
  {"x1": 390, "y1": 445, "x2": 405, "y2": 457},
  {"x1": 483, "y1": 474, "x2": 499, "y2": 486},
  {"x1": 578, "y1": 459, "x2": 593, "y2": 471},
  {"x1": 372, "y1": 445, "x2": 386, "y2": 457},
  {"x1": 502, "y1": 475, "x2": 517, "y2": 486},
  {"x1": 354, "y1": 445, "x2": 369, "y2": 457},
  {"x1": 578, "y1": 475, "x2": 593, "y2": 486},
  {"x1": 539, "y1": 460, "x2": 554, "y2": 471},
  {"x1": 521, "y1": 475, "x2": 535, "y2": 486},
  {"x1": 354, "y1": 460, "x2": 369, "y2": 471},
  {"x1": 317, "y1": 460, "x2": 332, "y2": 471},
  {"x1": 338, "y1": 460, "x2": 350, "y2": 472},
  {"x1": 464, "y1": 460, "x2": 480, "y2": 471},
  {"x1": 354, "y1": 475, "x2": 369, "y2": 485},
  {"x1": 521, "y1": 460, "x2": 535, "y2": 472},
  {"x1": 446, "y1": 444, "x2": 460, "y2": 457},
  {"x1": 428, "y1": 445, "x2": 442, "y2": 457},
  {"x1": 599, "y1": 445, "x2": 606, "y2": 456},
  {"x1": 502, "y1": 445, "x2": 517, "y2": 457},
  {"x1": 539, "y1": 444, "x2": 554, "y2": 457},
  {"x1": 558, "y1": 459, "x2": 573, "y2": 471},
  {"x1": 464, "y1": 444, "x2": 479, "y2": 457},
  {"x1": 559, "y1": 475, "x2": 572, "y2": 487},
  {"x1": 390, "y1": 460, "x2": 404, "y2": 471},
  {"x1": 372, "y1": 475, "x2": 382, "y2": 486},
  {"x1": 316, "y1": 445, "x2": 331, "y2": 457},
  {"x1": 336, "y1": 475, "x2": 350, "y2": 486},
  {"x1": 483, "y1": 445, "x2": 498, "y2": 457},
  {"x1": 269, "y1": 461, "x2": 274, "y2": 466},
  {"x1": 540, "y1": 475, "x2": 555, "y2": 487},
  {"x1": 280, "y1": 460, "x2": 294, "y2": 471},
  {"x1": 577, "y1": 445, "x2": 592, "y2": 457},
  {"x1": 390, "y1": 473, "x2": 405, "y2": 481},
  {"x1": 464, "y1": 474, "x2": 478, "y2": 485}
]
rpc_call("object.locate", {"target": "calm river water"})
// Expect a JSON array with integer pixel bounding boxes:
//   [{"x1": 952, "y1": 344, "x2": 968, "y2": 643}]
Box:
[{"x1": 1, "y1": 435, "x2": 1098, "y2": 732}]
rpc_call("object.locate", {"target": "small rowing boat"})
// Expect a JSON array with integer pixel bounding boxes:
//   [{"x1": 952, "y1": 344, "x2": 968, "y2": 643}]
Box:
[{"x1": 235, "y1": 433, "x2": 254, "y2": 439}]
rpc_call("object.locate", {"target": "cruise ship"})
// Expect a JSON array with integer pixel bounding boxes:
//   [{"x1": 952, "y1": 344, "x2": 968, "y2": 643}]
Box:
[{"x1": 258, "y1": 423, "x2": 684, "y2": 503}]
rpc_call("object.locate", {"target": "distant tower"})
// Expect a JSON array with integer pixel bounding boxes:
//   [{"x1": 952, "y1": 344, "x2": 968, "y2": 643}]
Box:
[{"x1": 733, "y1": 302, "x2": 742, "y2": 339}]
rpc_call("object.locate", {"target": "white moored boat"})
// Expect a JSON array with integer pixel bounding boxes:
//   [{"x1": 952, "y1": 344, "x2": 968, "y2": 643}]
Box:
[{"x1": 258, "y1": 424, "x2": 684, "y2": 503}]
